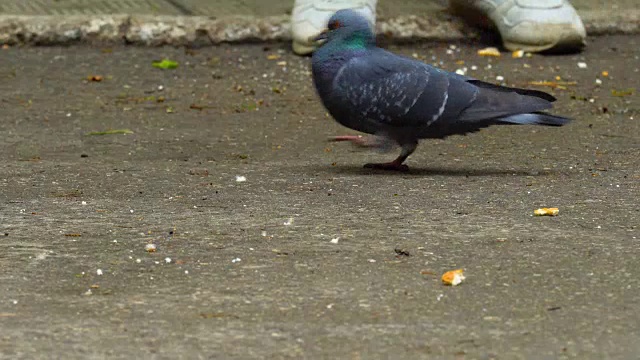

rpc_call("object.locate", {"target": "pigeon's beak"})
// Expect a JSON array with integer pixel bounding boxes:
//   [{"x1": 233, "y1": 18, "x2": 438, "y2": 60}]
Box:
[{"x1": 309, "y1": 29, "x2": 328, "y2": 44}]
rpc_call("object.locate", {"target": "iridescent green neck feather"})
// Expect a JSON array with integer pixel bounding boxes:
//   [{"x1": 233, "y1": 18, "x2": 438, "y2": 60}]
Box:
[{"x1": 342, "y1": 30, "x2": 374, "y2": 50}]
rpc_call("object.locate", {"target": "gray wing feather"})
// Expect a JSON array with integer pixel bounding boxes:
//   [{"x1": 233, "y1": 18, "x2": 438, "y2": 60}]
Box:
[{"x1": 333, "y1": 52, "x2": 451, "y2": 128}]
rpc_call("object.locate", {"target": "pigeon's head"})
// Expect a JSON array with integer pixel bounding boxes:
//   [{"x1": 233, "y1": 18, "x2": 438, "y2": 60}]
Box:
[{"x1": 310, "y1": 9, "x2": 375, "y2": 48}]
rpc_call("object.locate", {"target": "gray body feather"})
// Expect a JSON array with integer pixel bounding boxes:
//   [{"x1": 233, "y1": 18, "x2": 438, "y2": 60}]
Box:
[{"x1": 314, "y1": 48, "x2": 568, "y2": 142}]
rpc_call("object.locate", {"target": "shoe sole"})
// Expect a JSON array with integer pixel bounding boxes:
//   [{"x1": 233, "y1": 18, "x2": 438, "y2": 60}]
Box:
[
  {"x1": 503, "y1": 23, "x2": 586, "y2": 53},
  {"x1": 293, "y1": 41, "x2": 316, "y2": 55},
  {"x1": 449, "y1": 1, "x2": 585, "y2": 53}
]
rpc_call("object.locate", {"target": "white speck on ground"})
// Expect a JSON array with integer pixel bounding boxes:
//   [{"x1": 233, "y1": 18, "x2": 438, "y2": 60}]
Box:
[{"x1": 145, "y1": 244, "x2": 157, "y2": 252}]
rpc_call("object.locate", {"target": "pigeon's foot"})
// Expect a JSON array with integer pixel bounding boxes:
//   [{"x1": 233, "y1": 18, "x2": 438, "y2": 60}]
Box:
[
  {"x1": 363, "y1": 161, "x2": 409, "y2": 172},
  {"x1": 362, "y1": 141, "x2": 417, "y2": 171}
]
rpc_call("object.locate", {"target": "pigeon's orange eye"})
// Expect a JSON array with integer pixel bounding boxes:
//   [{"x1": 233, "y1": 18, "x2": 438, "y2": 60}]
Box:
[{"x1": 328, "y1": 20, "x2": 342, "y2": 29}]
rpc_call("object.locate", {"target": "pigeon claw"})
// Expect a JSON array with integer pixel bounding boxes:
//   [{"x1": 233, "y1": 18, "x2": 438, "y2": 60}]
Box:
[{"x1": 363, "y1": 162, "x2": 410, "y2": 172}]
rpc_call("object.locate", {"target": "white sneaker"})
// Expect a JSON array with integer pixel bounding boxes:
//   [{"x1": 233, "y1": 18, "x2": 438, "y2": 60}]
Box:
[
  {"x1": 291, "y1": 0, "x2": 377, "y2": 55},
  {"x1": 450, "y1": 0, "x2": 586, "y2": 52}
]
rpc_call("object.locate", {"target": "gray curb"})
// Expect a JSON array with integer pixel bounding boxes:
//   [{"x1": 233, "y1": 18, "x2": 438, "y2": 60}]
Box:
[{"x1": 0, "y1": 9, "x2": 639, "y2": 46}]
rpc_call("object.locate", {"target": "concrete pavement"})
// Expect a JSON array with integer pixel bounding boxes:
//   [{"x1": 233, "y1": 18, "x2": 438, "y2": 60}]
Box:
[
  {"x1": 1, "y1": 35, "x2": 639, "y2": 359},
  {"x1": 0, "y1": 0, "x2": 639, "y2": 45}
]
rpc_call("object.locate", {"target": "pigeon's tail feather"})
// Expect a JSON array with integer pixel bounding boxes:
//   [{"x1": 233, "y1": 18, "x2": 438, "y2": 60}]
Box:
[
  {"x1": 498, "y1": 112, "x2": 571, "y2": 127},
  {"x1": 467, "y1": 80, "x2": 557, "y2": 102},
  {"x1": 455, "y1": 87, "x2": 556, "y2": 123}
]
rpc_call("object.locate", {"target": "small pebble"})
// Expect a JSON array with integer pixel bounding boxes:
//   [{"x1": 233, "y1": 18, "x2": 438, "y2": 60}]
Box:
[{"x1": 96, "y1": 269, "x2": 103, "y2": 276}]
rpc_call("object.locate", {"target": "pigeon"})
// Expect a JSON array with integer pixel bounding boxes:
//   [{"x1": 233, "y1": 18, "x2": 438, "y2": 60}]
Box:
[{"x1": 310, "y1": 9, "x2": 570, "y2": 171}]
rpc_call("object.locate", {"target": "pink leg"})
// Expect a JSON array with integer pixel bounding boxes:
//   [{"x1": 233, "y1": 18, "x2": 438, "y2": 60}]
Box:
[{"x1": 328, "y1": 135, "x2": 376, "y2": 148}]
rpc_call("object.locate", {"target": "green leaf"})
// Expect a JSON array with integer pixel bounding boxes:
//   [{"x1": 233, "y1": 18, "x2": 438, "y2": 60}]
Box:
[
  {"x1": 611, "y1": 88, "x2": 635, "y2": 97},
  {"x1": 152, "y1": 59, "x2": 179, "y2": 69}
]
